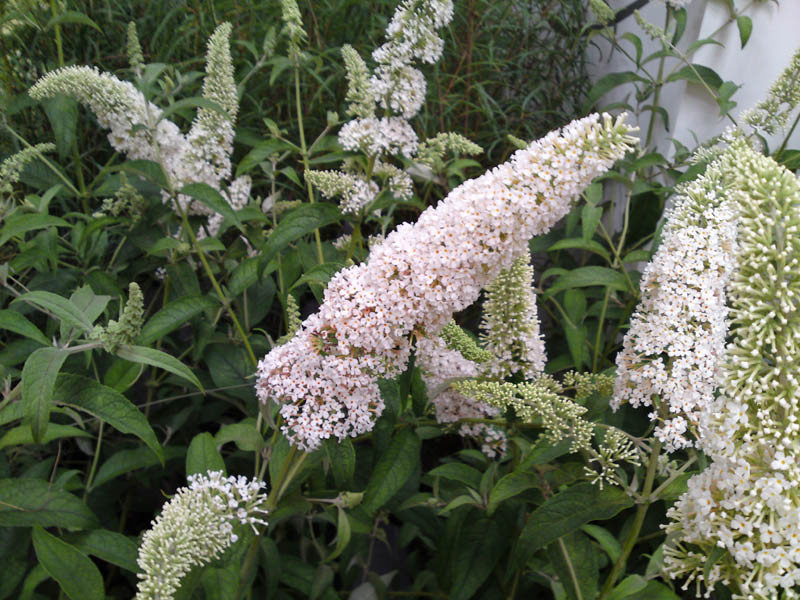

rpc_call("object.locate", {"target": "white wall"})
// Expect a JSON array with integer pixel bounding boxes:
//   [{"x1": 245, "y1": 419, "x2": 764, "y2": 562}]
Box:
[{"x1": 589, "y1": 0, "x2": 800, "y2": 156}]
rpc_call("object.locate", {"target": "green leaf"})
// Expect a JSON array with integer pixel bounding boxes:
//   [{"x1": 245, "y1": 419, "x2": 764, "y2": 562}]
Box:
[
  {"x1": 620, "y1": 33, "x2": 642, "y2": 65},
  {"x1": 54, "y1": 373, "x2": 163, "y2": 463},
  {"x1": 260, "y1": 537, "x2": 281, "y2": 599},
  {"x1": 0, "y1": 478, "x2": 98, "y2": 528},
  {"x1": 581, "y1": 205, "x2": 603, "y2": 241},
  {"x1": 115, "y1": 344, "x2": 203, "y2": 390},
  {"x1": 0, "y1": 214, "x2": 70, "y2": 247},
  {"x1": 22, "y1": 347, "x2": 70, "y2": 443},
  {"x1": 565, "y1": 323, "x2": 587, "y2": 370},
  {"x1": 564, "y1": 289, "x2": 586, "y2": 325},
  {"x1": 581, "y1": 524, "x2": 621, "y2": 562},
  {"x1": 439, "y1": 494, "x2": 478, "y2": 515},
  {"x1": 428, "y1": 463, "x2": 482, "y2": 490},
  {"x1": 158, "y1": 97, "x2": 229, "y2": 125},
  {"x1": 42, "y1": 95, "x2": 78, "y2": 160},
  {"x1": 606, "y1": 574, "x2": 647, "y2": 600},
  {"x1": 236, "y1": 139, "x2": 289, "y2": 177},
  {"x1": 0, "y1": 556, "x2": 26, "y2": 599},
  {"x1": 362, "y1": 429, "x2": 420, "y2": 514},
  {"x1": 180, "y1": 182, "x2": 244, "y2": 233},
  {"x1": 0, "y1": 423, "x2": 90, "y2": 450},
  {"x1": 33, "y1": 526, "x2": 104, "y2": 600},
  {"x1": 448, "y1": 514, "x2": 505, "y2": 600},
  {"x1": 186, "y1": 432, "x2": 226, "y2": 476},
  {"x1": 197, "y1": 237, "x2": 226, "y2": 252},
  {"x1": 259, "y1": 203, "x2": 341, "y2": 274},
  {"x1": 665, "y1": 64, "x2": 723, "y2": 90},
  {"x1": 703, "y1": 546, "x2": 726, "y2": 583},
  {"x1": 638, "y1": 581, "x2": 680, "y2": 600},
  {"x1": 0, "y1": 309, "x2": 49, "y2": 345},
  {"x1": 582, "y1": 71, "x2": 646, "y2": 112},
  {"x1": 671, "y1": 7, "x2": 687, "y2": 44},
  {"x1": 519, "y1": 438, "x2": 572, "y2": 469},
  {"x1": 201, "y1": 565, "x2": 239, "y2": 600},
  {"x1": 324, "y1": 437, "x2": 355, "y2": 489},
  {"x1": 62, "y1": 285, "x2": 110, "y2": 341},
  {"x1": 117, "y1": 159, "x2": 168, "y2": 188},
  {"x1": 67, "y1": 529, "x2": 140, "y2": 573},
  {"x1": 103, "y1": 358, "x2": 142, "y2": 393},
  {"x1": 487, "y1": 470, "x2": 538, "y2": 514},
  {"x1": 645, "y1": 543, "x2": 666, "y2": 580},
  {"x1": 14, "y1": 291, "x2": 93, "y2": 333},
  {"x1": 513, "y1": 483, "x2": 633, "y2": 568},
  {"x1": 19, "y1": 564, "x2": 49, "y2": 600},
  {"x1": 204, "y1": 344, "x2": 253, "y2": 401},
  {"x1": 736, "y1": 15, "x2": 752, "y2": 48},
  {"x1": 289, "y1": 262, "x2": 344, "y2": 292},
  {"x1": 139, "y1": 296, "x2": 218, "y2": 345},
  {"x1": 215, "y1": 422, "x2": 263, "y2": 452},
  {"x1": 325, "y1": 507, "x2": 351, "y2": 562},
  {"x1": 547, "y1": 238, "x2": 610, "y2": 262},
  {"x1": 228, "y1": 257, "x2": 260, "y2": 297},
  {"x1": 91, "y1": 446, "x2": 185, "y2": 490},
  {"x1": 45, "y1": 10, "x2": 102, "y2": 33},
  {"x1": 549, "y1": 531, "x2": 598, "y2": 600},
  {"x1": 0, "y1": 401, "x2": 24, "y2": 427},
  {"x1": 544, "y1": 267, "x2": 630, "y2": 298}
]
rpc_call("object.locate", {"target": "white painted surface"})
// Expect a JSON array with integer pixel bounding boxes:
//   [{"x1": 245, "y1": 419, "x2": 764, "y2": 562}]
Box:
[{"x1": 589, "y1": 0, "x2": 800, "y2": 155}]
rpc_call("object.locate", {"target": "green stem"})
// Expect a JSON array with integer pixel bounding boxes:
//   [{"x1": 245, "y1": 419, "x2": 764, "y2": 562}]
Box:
[
  {"x1": 775, "y1": 109, "x2": 800, "y2": 161},
  {"x1": 592, "y1": 287, "x2": 611, "y2": 372},
  {"x1": 558, "y1": 536, "x2": 583, "y2": 600},
  {"x1": 294, "y1": 64, "x2": 324, "y2": 265},
  {"x1": 645, "y1": 11, "x2": 669, "y2": 149},
  {"x1": 598, "y1": 439, "x2": 662, "y2": 599},
  {"x1": 175, "y1": 205, "x2": 258, "y2": 368},
  {"x1": 84, "y1": 422, "x2": 105, "y2": 495},
  {"x1": 50, "y1": 0, "x2": 64, "y2": 67},
  {"x1": 236, "y1": 445, "x2": 306, "y2": 598}
]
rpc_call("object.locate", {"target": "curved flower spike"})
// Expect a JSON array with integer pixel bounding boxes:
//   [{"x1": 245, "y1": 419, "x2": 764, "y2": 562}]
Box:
[{"x1": 256, "y1": 113, "x2": 637, "y2": 451}]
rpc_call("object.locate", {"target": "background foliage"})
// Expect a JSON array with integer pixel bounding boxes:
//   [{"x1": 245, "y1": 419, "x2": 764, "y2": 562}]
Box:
[{"x1": 0, "y1": 0, "x2": 792, "y2": 599}]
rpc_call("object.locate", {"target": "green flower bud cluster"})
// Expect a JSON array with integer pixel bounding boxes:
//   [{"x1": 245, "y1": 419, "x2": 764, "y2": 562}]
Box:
[
  {"x1": 439, "y1": 320, "x2": 492, "y2": 364},
  {"x1": 588, "y1": 0, "x2": 614, "y2": 26},
  {"x1": 480, "y1": 251, "x2": 546, "y2": 379},
  {"x1": 455, "y1": 375, "x2": 594, "y2": 453},
  {"x1": 585, "y1": 427, "x2": 640, "y2": 489},
  {"x1": 99, "y1": 174, "x2": 147, "y2": 221},
  {"x1": 126, "y1": 22, "x2": 145, "y2": 75},
  {"x1": 416, "y1": 132, "x2": 483, "y2": 171},
  {"x1": 0, "y1": 143, "x2": 56, "y2": 197},
  {"x1": 341, "y1": 44, "x2": 375, "y2": 119},
  {"x1": 279, "y1": 0, "x2": 307, "y2": 62},
  {"x1": 92, "y1": 282, "x2": 144, "y2": 353},
  {"x1": 135, "y1": 471, "x2": 268, "y2": 600},
  {"x1": 277, "y1": 294, "x2": 303, "y2": 345},
  {"x1": 562, "y1": 370, "x2": 614, "y2": 401},
  {"x1": 742, "y1": 47, "x2": 800, "y2": 135}
]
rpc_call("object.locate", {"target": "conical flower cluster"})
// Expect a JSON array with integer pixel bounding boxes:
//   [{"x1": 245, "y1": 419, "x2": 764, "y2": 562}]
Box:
[
  {"x1": 307, "y1": 0, "x2": 457, "y2": 215},
  {"x1": 612, "y1": 149, "x2": 739, "y2": 452},
  {"x1": 481, "y1": 250, "x2": 547, "y2": 380},
  {"x1": 135, "y1": 471, "x2": 268, "y2": 600},
  {"x1": 256, "y1": 113, "x2": 636, "y2": 450},
  {"x1": 621, "y1": 141, "x2": 800, "y2": 598},
  {"x1": 28, "y1": 23, "x2": 250, "y2": 237}
]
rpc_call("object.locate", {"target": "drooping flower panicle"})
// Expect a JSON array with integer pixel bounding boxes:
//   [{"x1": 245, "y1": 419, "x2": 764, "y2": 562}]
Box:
[
  {"x1": 28, "y1": 23, "x2": 250, "y2": 237},
  {"x1": 135, "y1": 471, "x2": 268, "y2": 600},
  {"x1": 623, "y1": 142, "x2": 800, "y2": 599},
  {"x1": 256, "y1": 113, "x2": 636, "y2": 450},
  {"x1": 612, "y1": 150, "x2": 740, "y2": 452}
]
